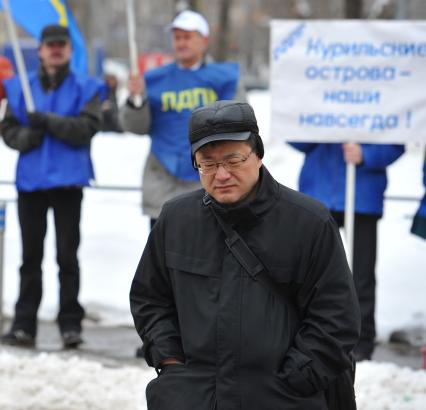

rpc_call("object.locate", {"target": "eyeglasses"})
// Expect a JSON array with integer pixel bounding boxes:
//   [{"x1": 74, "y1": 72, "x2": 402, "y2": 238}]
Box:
[{"x1": 196, "y1": 151, "x2": 253, "y2": 175}]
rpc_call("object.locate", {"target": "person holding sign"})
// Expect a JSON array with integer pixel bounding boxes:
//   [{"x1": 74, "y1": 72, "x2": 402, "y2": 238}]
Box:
[
  {"x1": 289, "y1": 141, "x2": 404, "y2": 361},
  {"x1": 120, "y1": 10, "x2": 241, "y2": 229},
  {"x1": 0, "y1": 25, "x2": 103, "y2": 349},
  {"x1": 411, "y1": 151, "x2": 426, "y2": 240}
]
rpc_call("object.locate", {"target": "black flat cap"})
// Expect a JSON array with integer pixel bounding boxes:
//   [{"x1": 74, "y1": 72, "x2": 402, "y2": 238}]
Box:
[
  {"x1": 40, "y1": 24, "x2": 70, "y2": 43},
  {"x1": 189, "y1": 100, "x2": 259, "y2": 154}
]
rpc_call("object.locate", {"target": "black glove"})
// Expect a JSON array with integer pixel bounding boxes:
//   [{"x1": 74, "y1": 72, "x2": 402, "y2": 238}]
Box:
[
  {"x1": 18, "y1": 128, "x2": 45, "y2": 153},
  {"x1": 27, "y1": 111, "x2": 48, "y2": 130},
  {"x1": 29, "y1": 128, "x2": 45, "y2": 147}
]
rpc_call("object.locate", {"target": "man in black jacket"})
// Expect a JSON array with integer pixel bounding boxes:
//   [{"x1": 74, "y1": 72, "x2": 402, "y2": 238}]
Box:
[{"x1": 130, "y1": 101, "x2": 360, "y2": 410}]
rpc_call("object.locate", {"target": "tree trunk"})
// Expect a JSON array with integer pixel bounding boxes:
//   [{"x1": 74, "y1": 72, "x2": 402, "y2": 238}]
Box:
[
  {"x1": 214, "y1": 0, "x2": 232, "y2": 62},
  {"x1": 188, "y1": 0, "x2": 200, "y2": 11},
  {"x1": 345, "y1": 0, "x2": 363, "y2": 18}
]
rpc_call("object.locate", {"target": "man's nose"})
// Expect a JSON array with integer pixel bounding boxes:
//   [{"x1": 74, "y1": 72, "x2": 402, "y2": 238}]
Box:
[{"x1": 215, "y1": 163, "x2": 231, "y2": 179}]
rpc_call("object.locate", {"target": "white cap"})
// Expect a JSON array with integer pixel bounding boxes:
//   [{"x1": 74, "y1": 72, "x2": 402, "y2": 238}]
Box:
[{"x1": 170, "y1": 10, "x2": 209, "y2": 37}]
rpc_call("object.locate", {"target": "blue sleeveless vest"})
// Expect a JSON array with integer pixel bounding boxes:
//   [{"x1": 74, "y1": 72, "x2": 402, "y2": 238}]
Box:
[
  {"x1": 145, "y1": 62, "x2": 239, "y2": 181},
  {"x1": 5, "y1": 71, "x2": 102, "y2": 192}
]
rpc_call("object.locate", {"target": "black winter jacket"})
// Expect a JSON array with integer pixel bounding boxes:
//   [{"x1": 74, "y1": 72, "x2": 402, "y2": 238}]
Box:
[{"x1": 130, "y1": 166, "x2": 361, "y2": 410}]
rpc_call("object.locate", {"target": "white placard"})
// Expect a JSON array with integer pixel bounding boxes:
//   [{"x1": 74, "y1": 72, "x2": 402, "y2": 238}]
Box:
[{"x1": 270, "y1": 20, "x2": 426, "y2": 143}]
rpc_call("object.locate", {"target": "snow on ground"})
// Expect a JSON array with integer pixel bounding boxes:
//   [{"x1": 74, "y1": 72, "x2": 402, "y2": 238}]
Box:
[
  {"x1": 356, "y1": 361, "x2": 426, "y2": 410},
  {"x1": 0, "y1": 350, "x2": 149, "y2": 410},
  {"x1": 0, "y1": 350, "x2": 425, "y2": 410},
  {"x1": 0, "y1": 90, "x2": 425, "y2": 408}
]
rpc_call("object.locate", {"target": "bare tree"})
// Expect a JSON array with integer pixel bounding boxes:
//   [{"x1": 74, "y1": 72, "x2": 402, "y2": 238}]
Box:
[
  {"x1": 188, "y1": 0, "x2": 201, "y2": 11},
  {"x1": 291, "y1": 0, "x2": 312, "y2": 18},
  {"x1": 345, "y1": 0, "x2": 363, "y2": 18},
  {"x1": 367, "y1": 0, "x2": 397, "y2": 18},
  {"x1": 174, "y1": 0, "x2": 202, "y2": 13},
  {"x1": 214, "y1": 0, "x2": 233, "y2": 61}
]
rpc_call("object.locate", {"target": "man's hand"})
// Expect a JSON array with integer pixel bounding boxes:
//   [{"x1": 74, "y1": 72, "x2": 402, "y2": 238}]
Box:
[
  {"x1": 27, "y1": 111, "x2": 48, "y2": 130},
  {"x1": 127, "y1": 74, "x2": 144, "y2": 97},
  {"x1": 22, "y1": 128, "x2": 45, "y2": 151},
  {"x1": 342, "y1": 143, "x2": 363, "y2": 165},
  {"x1": 30, "y1": 129, "x2": 45, "y2": 146},
  {"x1": 101, "y1": 100, "x2": 112, "y2": 111},
  {"x1": 160, "y1": 358, "x2": 184, "y2": 366}
]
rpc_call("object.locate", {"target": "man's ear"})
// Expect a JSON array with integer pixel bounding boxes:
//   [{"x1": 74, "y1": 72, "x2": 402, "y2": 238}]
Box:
[
  {"x1": 202, "y1": 36, "x2": 209, "y2": 49},
  {"x1": 256, "y1": 156, "x2": 263, "y2": 169}
]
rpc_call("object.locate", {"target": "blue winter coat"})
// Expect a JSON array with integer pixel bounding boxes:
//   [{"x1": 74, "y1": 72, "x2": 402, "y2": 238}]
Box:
[
  {"x1": 411, "y1": 156, "x2": 426, "y2": 239},
  {"x1": 417, "y1": 160, "x2": 426, "y2": 217},
  {"x1": 289, "y1": 143, "x2": 404, "y2": 216}
]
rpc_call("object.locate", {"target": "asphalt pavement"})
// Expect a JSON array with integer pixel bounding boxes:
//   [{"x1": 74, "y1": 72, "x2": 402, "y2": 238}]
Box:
[{"x1": 0, "y1": 318, "x2": 424, "y2": 370}]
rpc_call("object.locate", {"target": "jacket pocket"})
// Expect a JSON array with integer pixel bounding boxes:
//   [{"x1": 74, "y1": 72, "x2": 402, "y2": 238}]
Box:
[
  {"x1": 146, "y1": 365, "x2": 215, "y2": 410},
  {"x1": 145, "y1": 365, "x2": 187, "y2": 410},
  {"x1": 166, "y1": 251, "x2": 219, "y2": 278},
  {"x1": 277, "y1": 347, "x2": 319, "y2": 397},
  {"x1": 165, "y1": 251, "x2": 220, "y2": 339}
]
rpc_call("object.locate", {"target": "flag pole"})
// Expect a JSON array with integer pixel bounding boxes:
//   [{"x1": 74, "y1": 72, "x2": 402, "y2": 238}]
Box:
[
  {"x1": 126, "y1": 0, "x2": 142, "y2": 106},
  {"x1": 0, "y1": 202, "x2": 5, "y2": 334},
  {"x1": 344, "y1": 162, "x2": 356, "y2": 271},
  {"x1": 2, "y1": 0, "x2": 35, "y2": 112}
]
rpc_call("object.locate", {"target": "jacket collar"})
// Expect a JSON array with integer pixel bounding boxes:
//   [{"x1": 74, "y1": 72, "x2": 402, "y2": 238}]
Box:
[
  {"x1": 39, "y1": 63, "x2": 70, "y2": 91},
  {"x1": 203, "y1": 166, "x2": 280, "y2": 228}
]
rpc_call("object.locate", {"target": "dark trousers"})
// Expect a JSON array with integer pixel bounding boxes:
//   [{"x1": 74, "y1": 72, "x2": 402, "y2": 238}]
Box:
[
  {"x1": 12, "y1": 188, "x2": 85, "y2": 337},
  {"x1": 331, "y1": 211, "x2": 378, "y2": 354}
]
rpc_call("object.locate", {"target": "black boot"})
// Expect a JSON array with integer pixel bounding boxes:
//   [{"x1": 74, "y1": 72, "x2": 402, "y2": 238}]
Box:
[
  {"x1": 1, "y1": 329, "x2": 35, "y2": 348},
  {"x1": 61, "y1": 331, "x2": 83, "y2": 349}
]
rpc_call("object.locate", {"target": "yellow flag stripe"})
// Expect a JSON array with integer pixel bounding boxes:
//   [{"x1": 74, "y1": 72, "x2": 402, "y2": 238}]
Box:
[{"x1": 50, "y1": 0, "x2": 68, "y2": 26}]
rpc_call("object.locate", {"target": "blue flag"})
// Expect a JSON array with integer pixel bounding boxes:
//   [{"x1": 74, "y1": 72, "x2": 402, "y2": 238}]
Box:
[{"x1": 0, "y1": 0, "x2": 88, "y2": 73}]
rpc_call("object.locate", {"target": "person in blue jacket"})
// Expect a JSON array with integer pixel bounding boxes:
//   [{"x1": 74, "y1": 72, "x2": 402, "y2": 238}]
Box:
[
  {"x1": 289, "y1": 141, "x2": 404, "y2": 361},
  {"x1": 120, "y1": 10, "x2": 241, "y2": 229},
  {"x1": 411, "y1": 150, "x2": 426, "y2": 239},
  {"x1": 0, "y1": 25, "x2": 102, "y2": 349}
]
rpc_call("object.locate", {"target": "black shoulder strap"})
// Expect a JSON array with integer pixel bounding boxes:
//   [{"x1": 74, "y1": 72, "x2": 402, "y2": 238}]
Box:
[
  {"x1": 205, "y1": 195, "x2": 296, "y2": 308},
  {"x1": 206, "y1": 197, "x2": 356, "y2": 410}
]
